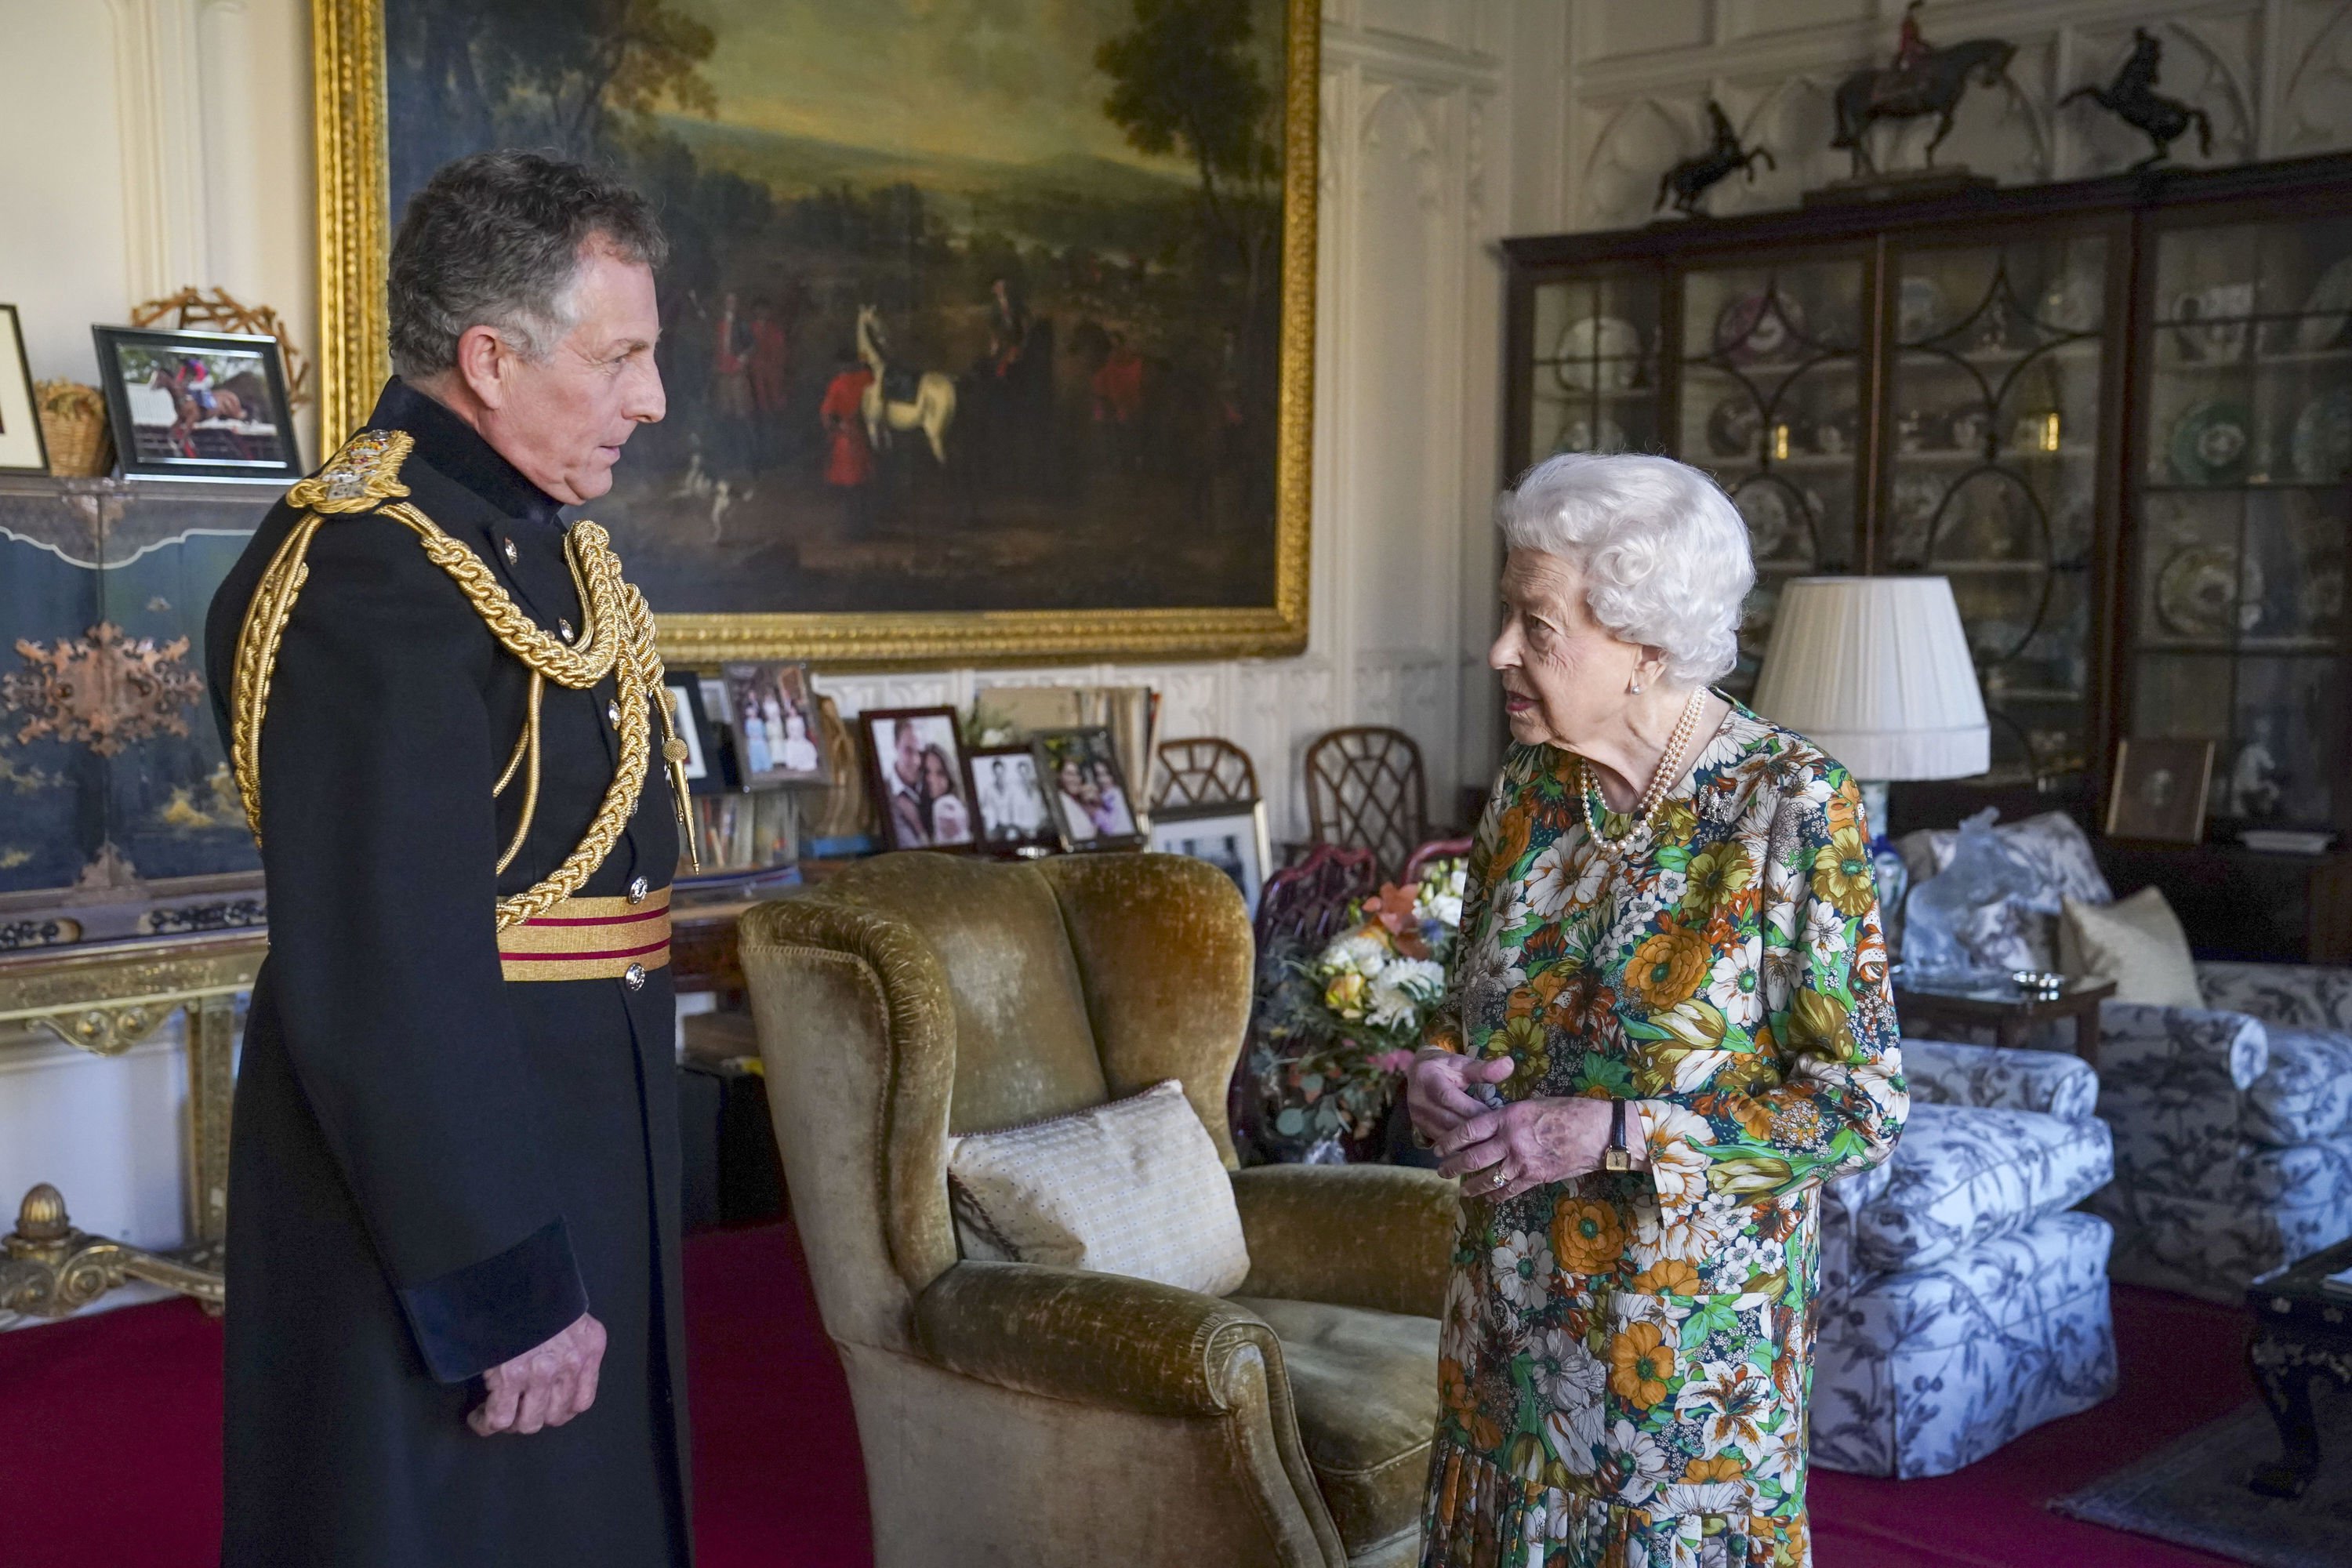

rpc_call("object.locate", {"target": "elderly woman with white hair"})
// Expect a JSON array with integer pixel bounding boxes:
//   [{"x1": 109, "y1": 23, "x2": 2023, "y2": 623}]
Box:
[{"x1": 1412, "y1": 453, "x2": 1907, "y2": 1567}]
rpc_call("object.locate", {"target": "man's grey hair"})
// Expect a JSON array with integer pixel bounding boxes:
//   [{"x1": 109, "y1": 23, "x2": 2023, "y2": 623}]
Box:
[
  {"x1": 387, "y1": 150, "x2": 668, "y2": 382},
  {"x1": 1497, "y1": 452, "x2": 1755, "y2": 687}
]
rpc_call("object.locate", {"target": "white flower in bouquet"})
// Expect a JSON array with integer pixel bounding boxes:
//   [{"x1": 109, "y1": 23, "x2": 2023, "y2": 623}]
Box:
[
  {"x1": 1366, "y1": 956, "x2": 1446, "y2": 1028},
  {"x1": 1326, "y1": 931, "x2": 1392, "y2": 978}
]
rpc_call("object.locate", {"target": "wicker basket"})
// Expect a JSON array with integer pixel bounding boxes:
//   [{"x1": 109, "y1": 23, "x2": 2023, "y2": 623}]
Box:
[{"x1": 34, "y1": 380, "x2": 110, "y2": 477}]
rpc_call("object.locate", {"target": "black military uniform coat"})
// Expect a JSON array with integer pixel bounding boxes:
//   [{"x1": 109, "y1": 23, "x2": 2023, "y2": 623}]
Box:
[{"x1": 203, "y1": 380, "x2": 691, "y2": 1566}]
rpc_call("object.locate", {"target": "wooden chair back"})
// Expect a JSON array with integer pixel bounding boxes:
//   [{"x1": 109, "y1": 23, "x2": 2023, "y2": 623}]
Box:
[
  {"x1": 1151, "y1": 737, "x2": 1261, "y2": 811},
  {"x1": 1401, "y1": 836, "x2": 1475, "y2": 888},
  {"x1": 1302, "y1": 726, "x2": 1428, "y2": 880}
]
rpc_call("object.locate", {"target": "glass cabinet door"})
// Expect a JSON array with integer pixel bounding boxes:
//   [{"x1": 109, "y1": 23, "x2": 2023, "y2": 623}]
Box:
[
  {"x1": 1523, "y1": 269, "x2": 1662, "y2": 466},
  {"x1": 2130, "y1": 214, "x2": 2352, "y2": 833},
  {"x1": 1882, "y1": 231, "x2": 2112, "y2": 788},
  {"x1": 1676, "y1": 256, "x2": 1867, "y2": 689}
]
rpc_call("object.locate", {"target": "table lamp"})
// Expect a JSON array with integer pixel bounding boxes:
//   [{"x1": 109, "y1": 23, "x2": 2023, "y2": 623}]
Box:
[{"x1": 1750, "y1": 575, "x2": 1990, "y2": 840}]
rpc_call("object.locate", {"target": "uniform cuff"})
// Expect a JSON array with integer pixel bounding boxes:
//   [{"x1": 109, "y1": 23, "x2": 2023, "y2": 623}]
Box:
[{"x1": 394, "y1": 1218, "x2": 589, "y2": 1384}]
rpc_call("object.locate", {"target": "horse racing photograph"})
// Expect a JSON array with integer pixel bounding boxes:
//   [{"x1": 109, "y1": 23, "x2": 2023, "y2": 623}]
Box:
[{"x1": 383, "y1": 0, "x2": 1300, "y2": 621}]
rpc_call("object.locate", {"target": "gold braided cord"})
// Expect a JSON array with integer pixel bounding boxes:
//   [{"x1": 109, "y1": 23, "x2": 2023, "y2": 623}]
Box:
[
  {"x1": 494, "y1": 671, "x2": 544, "y2": 874},
  {"x1": 492, "y1": 673, "x2": 534, "y2": 797},
  {"x1": 230, "y1": 492, "x2": 667, "y2": 933},
  {"x1": 230, "y1": 512, "x2": 326, "y2": 843}
]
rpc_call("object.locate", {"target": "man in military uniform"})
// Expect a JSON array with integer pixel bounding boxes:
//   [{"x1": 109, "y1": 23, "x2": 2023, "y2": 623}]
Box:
[{"x1": 204, "y1": 151, "x2": 695, "y2": 1566}]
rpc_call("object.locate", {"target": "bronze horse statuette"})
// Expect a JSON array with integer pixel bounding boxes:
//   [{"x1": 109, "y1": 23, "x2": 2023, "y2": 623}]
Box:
[
  {"x1": 1657, "y1": 102, "x2": 1776, "y2": 216},
  {"x1": 2061, "y1": 27, "x2": 2214, "y2": 170},
  {"x1": 1831, "y1": 4, "x2": 2017, "y2": 176}
]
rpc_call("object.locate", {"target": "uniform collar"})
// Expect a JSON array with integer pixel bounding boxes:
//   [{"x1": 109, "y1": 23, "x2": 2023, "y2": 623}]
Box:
[{"x1": 366, "y1": 378, "x2": 568, "y2": 529}]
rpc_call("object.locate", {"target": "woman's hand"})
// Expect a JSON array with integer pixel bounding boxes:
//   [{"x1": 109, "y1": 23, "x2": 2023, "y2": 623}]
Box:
[
  {"x1": 1436, "y1": 1096, "x2": 1615, "y2": 1203},
  {"x1": 1406, "y1": 1050, "x2": 1514, "y2": 1145}
]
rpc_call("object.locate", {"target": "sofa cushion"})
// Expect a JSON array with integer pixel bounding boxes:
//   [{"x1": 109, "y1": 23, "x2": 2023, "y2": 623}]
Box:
[
  {"x1": 1899, "y1": 1037, "x2": 2100, "y2": 1122},
  {"x1": 2197, "y1": 960, "x2": 2352, "y2": 1034},
  {"x1": 1900, "y1": 811, "x2": 2114, "y2": 971},
  {"x1": 2062, "y1": 889, "x2": 2201, "y2": 1008},
  {"x1": 947, "y1": 1081, "x2": 1250, "y2": 1294},
  {"x1": 1850, "y1": 1102, "x2": 2114, "y2": 1275},
  {"x1": 1235, "y1": 1296, "x2": 1439, "y2": 1558},
  {"x1": 1813, "y1": 1210, "x2": 2115, "y2": 1478},
  {"x1": 2088, "y1": 1180, "x2": 2352, "y2": 1305},
  {"x1": 2245, "y1": 1028, "x2": 2352, "y2": 1145}
]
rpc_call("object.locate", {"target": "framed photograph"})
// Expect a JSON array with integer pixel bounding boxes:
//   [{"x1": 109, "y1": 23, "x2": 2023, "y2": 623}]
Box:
[
  {"x1": 90, "y1": 325, "x2": 300, "y2": 481},
  {"x1": 315, "y1": 0, "x2": 1316, "y2": 665},
  {"x1": 661, "y1": 673, "x2": 732, "y2": 795},
  {"x1": 970, "y1": 744, "x2": 1058, "y2": 854},
  {"x1": 1033, "y1": 727, "x2": 1144, "y2": 850},
  {"x1": 722, "y1": 662, "x2": 827, "y2": 786},
  {"x1": 861, "y1": 707, "x2": 978, "y2": 851},
  {"x1": 2107, "y1": 738, "x2": 2216, "y2": 844},
  {"x1": 1150, "y1": 800, "x2": 1271, "y2": 916},
  {"x1": 0, "y1": 305, "x2": 47, "y2": 474}
]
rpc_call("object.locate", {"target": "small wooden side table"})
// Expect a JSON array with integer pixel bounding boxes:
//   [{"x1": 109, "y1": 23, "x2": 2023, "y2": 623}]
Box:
[
  {"x1": 2247, "y1": 1235, "x2": 2352, "y2": 1497},
  {"x1": 1891, "y1": 973, "x2": 2117, "y2": 1066}
]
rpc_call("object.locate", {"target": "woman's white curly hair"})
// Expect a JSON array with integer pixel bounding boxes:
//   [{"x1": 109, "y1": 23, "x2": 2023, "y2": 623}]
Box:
[{"x1": 1496, "y1": 452, "x2": 1755, "y2": 687}]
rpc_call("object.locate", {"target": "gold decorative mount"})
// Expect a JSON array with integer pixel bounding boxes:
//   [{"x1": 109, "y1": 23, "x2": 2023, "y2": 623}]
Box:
[
  {"x1": 129, "y1": 286, "x2": 314, "y2": 410},
  {"x1": 1, "y1": 1184, "x2": 223, "y2": 1319}
]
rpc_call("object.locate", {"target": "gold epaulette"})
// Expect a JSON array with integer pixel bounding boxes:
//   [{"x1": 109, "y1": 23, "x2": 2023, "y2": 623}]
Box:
[{"x1": 231, "y1": 428, "x2": 698, "y2": 932}]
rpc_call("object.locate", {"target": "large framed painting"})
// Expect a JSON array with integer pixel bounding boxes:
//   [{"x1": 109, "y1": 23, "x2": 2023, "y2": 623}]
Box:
[{"x1": 313, "y1": 0, "x2": 1316, "y2": 665}]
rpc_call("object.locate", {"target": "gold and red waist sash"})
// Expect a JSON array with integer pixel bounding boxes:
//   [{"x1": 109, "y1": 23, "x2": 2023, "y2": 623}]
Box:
[{"x1": 497, "y1": 885, "x2": 671, "y2": 983}]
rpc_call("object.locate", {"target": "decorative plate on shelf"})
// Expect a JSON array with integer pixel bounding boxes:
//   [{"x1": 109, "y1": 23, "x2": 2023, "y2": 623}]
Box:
[
  {"x1": 2290, "y1": 388, "x2": 2352, "y2": 481},
  {"x1": 1553, "y1": 415, "x2": 1627, "y2": 455},
  {"x1": 1898, "y1": 276, "x2": 1946, "y2": 343},
  {"x1": 2170, "y1": 282, "x2": 2254, "y2": 362},
  {"x1": 1553, "y1": 316, "x2": 1642, "y2": 393},
  {"x1": 2038, "y1": 265, "x2": 2102, "y2": 334},
  {"x1": 2165, "y1": 399, "x2": 2252, "y2": 484},
  {"x1": 1734, "y1": 485, "x2": 1794, "y2": 559},
  {"x1": 2156, "y1": 543, "x2": 2263, "y2": 638},
  {"x1": 1713, "y1": 289, "x2": 1804, "y2": 363},
  {"x1": 2296, "y1": 256, "x2": 2352, "y2": 354},
  {"x1": 1705, "y1": 397, "x2": 1762, "y2": 457}
]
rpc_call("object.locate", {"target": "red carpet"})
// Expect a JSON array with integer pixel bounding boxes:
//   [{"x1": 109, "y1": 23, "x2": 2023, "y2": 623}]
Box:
[{"x1": 0, "y1": 1224, "x2": 2249, "y2": 1567}]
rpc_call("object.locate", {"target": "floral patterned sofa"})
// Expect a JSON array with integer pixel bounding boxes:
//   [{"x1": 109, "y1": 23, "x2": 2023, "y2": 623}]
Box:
[
  {"x1": 1811, "y1": 1036, "x2": 2117, "y2": 1477},
  {"x1": 1898, "y1": 811, "x2": 2352, "y2": 1303}
]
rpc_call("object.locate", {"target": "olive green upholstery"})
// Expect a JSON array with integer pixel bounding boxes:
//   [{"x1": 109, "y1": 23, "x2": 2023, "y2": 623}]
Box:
[{"x1": 739, "y1": 851, "x2": 1456, "y2": 1567}]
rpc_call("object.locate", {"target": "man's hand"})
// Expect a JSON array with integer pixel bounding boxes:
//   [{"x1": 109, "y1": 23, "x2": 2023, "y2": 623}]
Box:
[
  {"x1": 1406, "y1": 1051, "x2": 1514, "y2": 1145},
  {"x1": 469, "y1": 1312, "x2": 606, "y2": 1436},
  {"x1": 1436, "y1": 1096, "x2": 1615, "y2": 1203}
]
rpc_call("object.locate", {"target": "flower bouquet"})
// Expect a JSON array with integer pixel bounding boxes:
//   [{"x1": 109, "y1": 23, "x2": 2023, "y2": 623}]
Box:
[{"x1": 1251, "y1": 860, "x2": 1468, "y2": 1158}]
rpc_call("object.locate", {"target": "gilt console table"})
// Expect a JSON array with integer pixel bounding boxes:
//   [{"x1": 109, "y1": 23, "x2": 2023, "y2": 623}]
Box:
[{"x1": 0, "y1": 929, "x2": 265, "y2": 1317}]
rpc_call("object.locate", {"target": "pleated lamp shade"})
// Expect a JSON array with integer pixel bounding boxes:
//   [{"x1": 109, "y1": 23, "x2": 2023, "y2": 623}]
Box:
[{"x1": 1751, "y1": 576, "x2": 1989, "y2": 780}]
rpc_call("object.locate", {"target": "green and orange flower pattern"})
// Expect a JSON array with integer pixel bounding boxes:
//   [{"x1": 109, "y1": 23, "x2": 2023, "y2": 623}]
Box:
[{"x1": 1421, "y1": 704, "x2": 1907, "y2": 1568}]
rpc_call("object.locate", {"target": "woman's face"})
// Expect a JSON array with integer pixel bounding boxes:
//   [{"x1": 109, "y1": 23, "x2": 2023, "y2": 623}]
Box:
[
  {"x1": 920, "y1": 748, "x2": 953, "y2": 797},
  {"x1": 1058, "y1": 759, "x2": 1085, "y2": 796},
  {"x1": 1489, "y1": 546, "x2": 1647, "y2": 751}
]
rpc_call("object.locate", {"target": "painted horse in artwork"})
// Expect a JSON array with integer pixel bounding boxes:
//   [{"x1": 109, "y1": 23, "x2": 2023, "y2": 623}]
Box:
[
  {"x1": 2060, "y1": 27, "x2": 2214, "y2": 170},
  {"x1": 1830, "y1": 16, "x2": 2018, "y2": 176},
  {"x1": 855, "y1": 304, "x2": 958, "y2": 466}
]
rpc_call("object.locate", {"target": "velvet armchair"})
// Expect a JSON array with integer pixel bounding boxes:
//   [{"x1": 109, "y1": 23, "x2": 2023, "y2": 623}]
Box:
[{"x1": 736, "y1": 851, "x2": 1456, "y2": 1567}]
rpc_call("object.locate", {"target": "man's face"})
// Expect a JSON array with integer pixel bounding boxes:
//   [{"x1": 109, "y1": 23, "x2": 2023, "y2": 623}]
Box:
[
  {"x1": 894, "y1": 724, "x2": 922, "y2": 785},
  {"x1": 476, "y1": 243, "x2": 665, "y2": 505}
]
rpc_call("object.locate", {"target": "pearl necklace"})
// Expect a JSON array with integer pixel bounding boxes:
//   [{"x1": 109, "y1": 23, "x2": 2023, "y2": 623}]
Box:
[{"x1": 1578, "y1": 688, "x2": 1707, "y2": 854}]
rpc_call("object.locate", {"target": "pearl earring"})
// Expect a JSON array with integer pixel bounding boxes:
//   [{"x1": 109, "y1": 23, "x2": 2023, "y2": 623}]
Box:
[{"x1": 1630, "y1": 676, "x2": 1644, "y2": 695}]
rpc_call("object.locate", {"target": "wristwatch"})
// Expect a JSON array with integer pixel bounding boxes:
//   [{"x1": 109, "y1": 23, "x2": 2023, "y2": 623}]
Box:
[{"x1": 1603, "y1": 1100, "x2": 1633, "y2": 1172}]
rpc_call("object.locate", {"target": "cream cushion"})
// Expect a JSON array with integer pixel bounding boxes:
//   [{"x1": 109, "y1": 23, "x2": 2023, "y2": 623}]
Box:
[
  {"x1": 2060, "y1": 887, "x2": 2202, "y2": 1008},
  {"x1": 946, "y1": 1080, "x2": 1251, "y2": 1295}
]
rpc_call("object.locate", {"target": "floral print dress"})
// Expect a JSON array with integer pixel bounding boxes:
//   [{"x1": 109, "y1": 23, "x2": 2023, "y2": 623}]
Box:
[{"x1": 1420, "y1": 704, "x2": 1907, "y2": 1568}]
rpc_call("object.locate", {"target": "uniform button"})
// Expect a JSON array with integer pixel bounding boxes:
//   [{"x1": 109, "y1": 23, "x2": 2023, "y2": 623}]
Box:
[
  {"x1": 502, "y1": 537, "x2": 518, "y2": 564},
  {"x1": 559, "y1": 619, "x2": 575, "y2": 642},
  {"x1": 607, "y1": 699, "x2": 622, "y2": 727},
  {"x1": 627, "y1": 876, "x2": 649, "y2": 906},
  {"x1": 622, "y1": 963, "x2": 646, "y2": 991}
]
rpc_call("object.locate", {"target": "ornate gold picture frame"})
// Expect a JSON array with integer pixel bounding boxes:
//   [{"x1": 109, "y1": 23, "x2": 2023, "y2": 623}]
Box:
[{"x1": 311, "y1": 0, "x2": 1316, "y2": 666}]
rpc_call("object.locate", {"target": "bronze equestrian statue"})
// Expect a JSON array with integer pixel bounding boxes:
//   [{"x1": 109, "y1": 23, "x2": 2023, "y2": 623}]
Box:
[
  {"x1": 2060, "y1": 27, "x2": 2213, "y2": 170},
  {"x1": 1830, "y1": 3, "x2": 2018, "y2": 177},
  {"x1": 1657, "y1": 101, "x2": 1776, "y2": 216}
]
